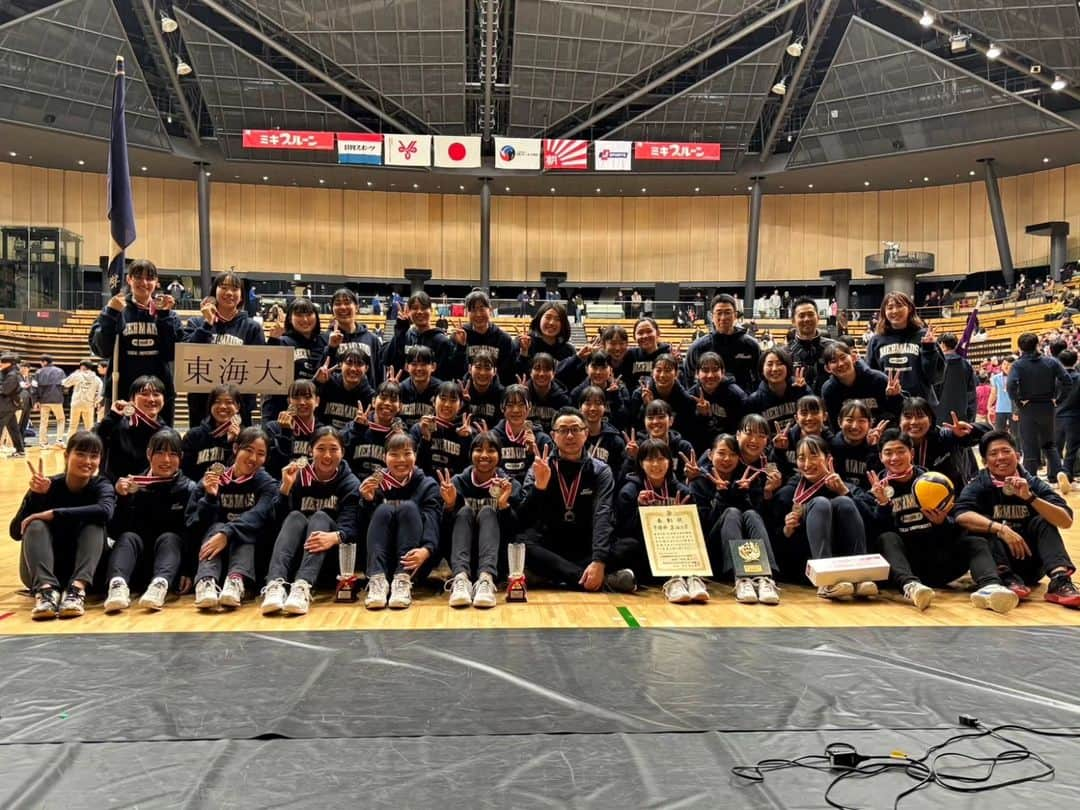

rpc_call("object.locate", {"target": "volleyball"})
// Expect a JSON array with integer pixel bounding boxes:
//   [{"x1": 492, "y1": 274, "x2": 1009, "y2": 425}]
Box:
[{"x1": 912, "y1": 471, "x2": 955, "y2": 512}]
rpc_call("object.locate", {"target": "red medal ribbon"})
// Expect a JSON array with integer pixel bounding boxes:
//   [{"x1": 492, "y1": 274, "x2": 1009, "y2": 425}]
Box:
[
  {"x1": 884, "y1": 468, "x2": 914, "y2": 484},
  {"x1": 210, "y1": 420, "x2": 233, "y2": 438},
  {"x1": 794, "y1": 475, "x2": 829, "y2": 505},
  {"x1": 291, "y1": 416, "x2": 316, "y2": 436},
  {"x1": 220, "y1": 466, "x2": 256, "y2": 486},
  {"x1": 435, "y1": 417, "x2": 456, "y2": 431},
  {"x1": 505, "y1": 421, "x2": 529, "y2": 445},
  {"x1": 367, "y1": 420, "x2": 392, "y2": 434},
  {"x1": 128, "y1": 472, "x2": 178, "y2": 487},
  {"x1": 740, "y1": 456, "x2": 768, "y2": 483},
  {"x1": 470, "y1": 469, "x2": 496, "y2": 490},
  {"x1": 379, "y1": 468, "x2": 415, "y2": 491},
  {"x1": 554, "y1": 460, "x2": 584, "y2": 513},
  {"x1": 300, "y1": 464, "x2": 337, "y2": 487},
  {"x1": 129, "y1": 406, "x2": 161, "y2": 431}
]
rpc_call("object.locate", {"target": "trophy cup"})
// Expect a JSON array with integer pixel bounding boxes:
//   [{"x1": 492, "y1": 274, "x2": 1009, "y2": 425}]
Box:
[
  {"x1": 506, "y1": 542, "x2": 527, "y2": 602},
  {"x1": 335, "y1": 543, "x2": 359, "y2": 602}
]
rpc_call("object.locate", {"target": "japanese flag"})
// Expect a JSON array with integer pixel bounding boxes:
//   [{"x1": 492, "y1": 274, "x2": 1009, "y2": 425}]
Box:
[{"x1": 434, "y1": 135, "x2": 482, "y2": 168}]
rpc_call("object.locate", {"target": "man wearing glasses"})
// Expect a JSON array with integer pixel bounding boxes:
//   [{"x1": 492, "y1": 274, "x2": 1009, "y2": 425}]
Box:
[{"x1": 518, "y1": 407, "x2": 638, "y2": 592}]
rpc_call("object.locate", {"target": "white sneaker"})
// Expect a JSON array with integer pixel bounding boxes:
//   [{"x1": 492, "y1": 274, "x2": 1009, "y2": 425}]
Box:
[
  {"x1": 686, "y1": 576, "x2": 710, "y2": 603},
  {"x1": 219, "y1": 575, "x2": 244, "y2": 608},
  {"x1": 260, "y1": 578, "x2": 287, "y2": 614},
  {"x1": 903, "y1": 581, "x2": 934, "y2": 611},
  {"x1": 735, "y1": 577, "x2": 758, "y2": 604},
  {"x1": 817, "y1": 581, "x2": 855, "y2": 600},
  {"x1": 139, "y1": 577, "x2": 169, "y2": 610},
  {"x1": 103, "y1": 579, "x2": 130, "y2": 613},
  {"x1": 1058, "y1": 471, "x2": 1071, "y2": 492},
  {"x1": 365, "y1": 574, "x2": 389, "y2": 610},
  {"x1": 970, "y1": 583, "x2": 1019, "y2": 614},
  {"x1": 855, "y1": 581, "x2": 879, "y2": 598},
  {"x1": 194, "y1": 578, "x2": 221, "y2": 609},
  {"x1": 446, "y1": 573, "x2": 472, "y2": 608},
  {"x1": 283, "y1": 579, "x2": 312, "y2": 615},
  {"x1": 388, "y1": 573, "x2": 413, "y2": 609},
  {"x1": 755, "y1": 577, "x2": 780, "y2": 605},
  {"x1": 663, "y1": 577, "x2": 691, "y2": 604},
  {"x1": 472, "y1": 574, "x2": 497, "y2": 609}
]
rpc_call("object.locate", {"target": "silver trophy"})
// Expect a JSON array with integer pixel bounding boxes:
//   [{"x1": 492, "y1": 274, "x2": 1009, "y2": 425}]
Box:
[
  {"x1": 507, "y1": 542, "x2": 527, "y2": 602},
  {"x1": 336, "y1": 543, "x2": 359, "y2": 602}
]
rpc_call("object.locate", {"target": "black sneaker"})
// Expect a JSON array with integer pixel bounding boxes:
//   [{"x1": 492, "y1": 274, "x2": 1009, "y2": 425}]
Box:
[
  {"x1": 603, "y1": 568, "x2": 637, "y2": 593},
  {"x1": 1000, "y1": 572, "x2": 1032, "y2": 600},
  {"x1": 58, "y1": 586, "x2": 86, "y2": 618},
  {"x1": 32, "y1": 588, "x2": 60, "y2": 620},
  {"x1": 1045, "y1": 574, "x2": 1080, "y2": 608}
]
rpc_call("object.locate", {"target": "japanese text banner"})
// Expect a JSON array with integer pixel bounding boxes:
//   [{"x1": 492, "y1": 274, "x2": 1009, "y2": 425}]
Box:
[
  {"x1": 633, "y1": 141, "x2": 721, "y2": 161},
  {"x1": 242, "y1": 130, "x2": 335, "y2": 150},
  {"x1": 175, "y1": 344, "x2": 295, "y2": 395}
]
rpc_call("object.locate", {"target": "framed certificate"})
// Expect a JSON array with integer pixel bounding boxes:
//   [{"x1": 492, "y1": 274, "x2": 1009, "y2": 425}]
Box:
[{"x1": 639, "y1": 504, "x2": 712, "y2": 577}]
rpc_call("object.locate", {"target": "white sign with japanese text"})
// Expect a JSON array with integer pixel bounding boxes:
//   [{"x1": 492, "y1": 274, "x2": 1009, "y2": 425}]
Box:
[{"x1": 175, "y1": 344, "x2": 294, "y2": 395}]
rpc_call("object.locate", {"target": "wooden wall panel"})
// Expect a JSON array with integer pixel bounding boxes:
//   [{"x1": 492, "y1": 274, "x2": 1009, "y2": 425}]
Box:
[{"x1": 1067, "y1": 164, "x2": 1080, "y2": 263}]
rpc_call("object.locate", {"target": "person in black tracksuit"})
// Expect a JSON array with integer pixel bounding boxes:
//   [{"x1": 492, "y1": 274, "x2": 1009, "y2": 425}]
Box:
[
  {"x1": 899, "y1": 396, "x2": 989, "y2": 494},
  {"x1": 95, "y1": 375, "x2": 171, "y2": 481},
  {"x1": 578, "y1": 386, "x2": 626, "y2": 474},
  {"x1": 410, "y1": 381, "x2": 473, "y2": 476},
  {"x1": 786, "y1": 296, "x2": 836, "y2": 394},
  {"x1": 526, "y1": 353, "x2": 572, "y2": 434},
  {"x1": 89, "y1": 259, "x2": 181, "y2": 423},
  {"x1": 629, "y1": 353, "x2": 696, "y2": 430},
  {"x1": 398, "y1": 346, "x2": 442, "y2": 429},
  {"x1": 512, "y1": 301, "x2": 576, "y2": 380},
  {"x1": 319, "y1": 288, "x2": 383, "y2": 388},
  {"x1": 864, "y1": 291, "x2": 944, "y2": 406},
  {"x1": 683, "y1": 351, "x2": 746, "y2": 450},
  {"x1": 264, "y1": 379, "x2": 324, "y2": 478},
  {"x1": 934, "y1": 333, "x2": 978, "y2": 424},
  {"x1": 1007, "y1": 331, "x2": 1070, "y2": 484},
  {"x1": 381, "y1": 291, "x2": 456, "y2": 381},
  {"x1": 460, "y1": 348, "x2": 504, "y2": 428},
  {"x1": 11, "y1": 432, "x2": 114, "y2": 619},
  {"x1": 447, "y1": 291, "x2": 517, "y2": 384},
  {"x1": 491, "y1": 384, "x2": 554, "y2": 481},
  {"x1": 1055, "y1": 349, "x2": 1080, "y2": 483},
  {"x1": 315, "y1": 349, "x2": 375, "y2": 431},
  {"x1": 104, "y1": 429, "x2": 196, "y2": 612},
  {"x1": 622, "y1": 399, "x2": 695, "y2": 484},
  {"x1": 955, "y1": 430, "x2": 1080, "y2": 608},
  {"x1": 262, "y1": 297, "x2": 327, "y2": 423},
  {"x1": 569, "y1": 352, "x2": 630, "y2": 432},
  {"x1": 556, "y1": 325, "x2": 632, "y2": 392},
  {"x1": 0, "y1": 354, "x2": 25, "y2": 455},
  {"x1": 821, "y1": 341, "x2": 904, "y2": 429},
  {"x1": 188, "y1": 427, "x2": 278, "y2": 610},
  {"x1": 181, "y1": 383, "x2": 241, "y2": 481},
  {"x1": 745, "y1": 347, "x2": 809, "y2": 438},
  {"x1": 771, "y1": 395, "x2": 832, "y2": 481},
  {"x1": 359, "y1": 433, "x2": 443, "y2": 610},
  {"x1": 829, "y1": 400, "x2": 886, "y2": 494},
  {"x1": 683, "y1": 294, "x2": 760, "y2": 390},
  {"x1": 182, "y1": 271, "x2": 265, "y2": 427},
  {"x1": 261, "y1": 427, "x2": 361, "y2": 615},
  {"x1": 517, "y1": 408, "x2": 637, "y2": 592},
  {"x1": 342, "y1": 381, "x2": 404, "y2": 480},
  {"x1": 624, "y1": 317, "x2": 673, "y2": 390},
  {"x1": 440, "y1": 432, "x2": 525, "y2": 607},
  {"x1": 860, "y1": 430, "x2": 1015, "y2": 613}
]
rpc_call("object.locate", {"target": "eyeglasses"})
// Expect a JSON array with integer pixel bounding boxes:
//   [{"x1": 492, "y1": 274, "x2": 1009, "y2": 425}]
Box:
[{"x1": 553, "y1": 426, "x2": 586, "y2": 436}]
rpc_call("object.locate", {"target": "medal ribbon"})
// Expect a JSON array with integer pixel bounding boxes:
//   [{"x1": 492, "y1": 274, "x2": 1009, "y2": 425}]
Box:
[
  {"x1": 128, "y1": 472, "x2": 178, "y2": 487},
  {"x1": 740, "y1": 456, "x2": 768, "y2": 484},
  {"x1": 132, "y1": 296, "x2": 157, "y2": 317},
  {"x1": 470, "y1": 469, "x2": 496, "y2": 490},
  {"x1": 435, "y1": 416, "x2": 456, "y2": 431},
  {"x1": 367, "y1": 420, "x2": 392, "y2": 434},
  {"x1": 379, "y1": 468, "x2": 414, "y2": 492},
  {"x1": 129, "y1": 406, "x2": 161, "y2": 431},
  {"x1": 300, "y1": 463, "x2": 337, "y2": 487},
  {"x1": 554, "y1": 460, "x2": 584, "y2": 513},
  {"x1": 505, "y1": 421, "x2": 529, "y2": 445},
  {"x1": 794, "y1": 475, "x2": 829, "y2": 505},
  {"x1": 291, "y1": 416, "x2": 316, "y2": 436},
  {"x1": 220, "y1": 465, "x2": 255, "y2": 486},
  {"x1": 883, "y1": 468, "x2": 914, "y2": 484},
  {"x1": 210, "y1": 419, "x2": 233, "y2": 438}
]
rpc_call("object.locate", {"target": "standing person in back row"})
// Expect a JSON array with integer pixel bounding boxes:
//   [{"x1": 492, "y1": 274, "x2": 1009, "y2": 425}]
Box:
[
  {"x1": 864, "y1": 292, "x2": 944, "y2": 405},
  {"x1": 934, "y1": 333, "x2": 978, "y2": 424},
  {"x1": 31, "y1": 355, "x2": 67, "y2": 449},
  {"x1": 1008, "y1": 332, "x2": 1070, "y2": 488},
  {"x1": 786, "y1": 296, "x2": 835, "y2": 394},
  {"x1": 62, "y1": 360, "x2": 103, "y2": 439},
  {"x1": 683, "y1": 294, "x2": 760, "y2": 390},
  {"x1": 987, "y1": 355, "x2": 1016, "y2": 437},
  {"x1": 0, "y1": 354, "x2": 25, "y2": 457}
]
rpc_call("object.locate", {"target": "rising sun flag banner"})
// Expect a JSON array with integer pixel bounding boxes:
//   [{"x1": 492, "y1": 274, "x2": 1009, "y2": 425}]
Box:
[{"x1": 107, "y1": 55, "x2": 136, "y2": 295}]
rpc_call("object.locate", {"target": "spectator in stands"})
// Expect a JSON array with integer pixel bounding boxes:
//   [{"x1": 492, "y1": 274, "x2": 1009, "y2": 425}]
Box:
[
  {"x1": 1007, "y1": 332, "x2": 1069, "y2": 487},
  {"x1": 1056, "y1": 349, "x2": 1080, "y2": 487},
  {"x1": 62, "y1": 360, "x2": 103, "y2": 439},
  {"x1": 934, "y1": 333, "x2": 978, "y2": 423},
  {"x1": 90, "y1": 259, "x2": 180, "y2": 424},
  {"x1": 0, "y1": 353, "x2": 25, "y2": 456},
  {"x1": 32, "y1": 355, "x2": 66, "y2": 449},
  {"x1": 167, "y1": 278, "x2": 185, "y2": 304},
  {"x1": 371, "y1": 293, "x2": 382, "y2": 317}
]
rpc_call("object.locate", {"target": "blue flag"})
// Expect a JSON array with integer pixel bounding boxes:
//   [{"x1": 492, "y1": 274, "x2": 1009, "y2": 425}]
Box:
[{"x1": 107, "y1": 55, "x2": 136, "y2": 293}]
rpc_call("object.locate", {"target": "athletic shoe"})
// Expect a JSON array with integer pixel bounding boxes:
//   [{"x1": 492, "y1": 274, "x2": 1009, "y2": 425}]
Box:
[
  {"x1": 970, "y1": 583, "x2": 1019, "y2": 614},
  {"x1": 446, "y1": 572, "x2": 472, "y2": 608},
  {"x1": 663, "y1": 577, "x2": 691, "y2": 604},
  {"x1": 32, "y1": 588, "x2": 60, "y2": 620},
  {"x1": 219, "y1": 575, "x2": 244, "y2": 608},
  {"x1": 817, "y1": 581, "x2": 855, "y2": 600},
  {"x1": 283, "y1": 580, "x2": 312, "y2": 615},
  {"x1": 1000, "y1": 572, "x2": 1032, "y2": 600},
  {"x1": 139, "y1": 577, "x2": 169, "y2": 610},
  {"x1": 194, "y1": 578, "x2": 221, "y2": 609},
  {"x1": 1057, "y1": 471, "x2": 1071, "y2": 492},
  {"x1": 755, "y1": 577, "x2": 780, "y2": 605},
  {"x1": 10, "y1": 451, "x2": 24, "y2": 458},
  {"x1": 58, "y1": 586, "x2": 86, "y2": 618},
  {"x1": 734, "y1": 577, "x2": 758, "y2": 604},
  {"x1": 103, "y1": 579, "x2": 131, "y2": 613},
  {"x1": 604, "y1": 568, "x2": 637, "y2": 593},
  {"x1": 472, "y1": 574, "x2": 497, "y2": 609},
  {"x1": 54, "y1": 440, "x2": 66, "y2": 448},
  {"x1": 855, "y1": 581, "x2": 879, "y2": 598},
  {"x1": 903, "y1": 581, "x2": 934, "y2": 611},
  {"x1": 365, "y1": 574, "x2": 389, "y2": 610},
  {"x1": 686, "y1": 576, "x2": 710, "y2": 603},
  {"x1": 1045, "y1": 573, "x2": 1080, "y2": 608},
  {"x1": 260, "y1": 578, "x2": 287, "y2": 614},
  {"x1": 388, "y1": 573, "x2": 413, "y2": 609}
]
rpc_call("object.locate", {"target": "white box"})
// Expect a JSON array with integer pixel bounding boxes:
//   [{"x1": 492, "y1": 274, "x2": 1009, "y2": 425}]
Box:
[{"x1": 805, "y1": 554, "x2": 890, "y2": 587}]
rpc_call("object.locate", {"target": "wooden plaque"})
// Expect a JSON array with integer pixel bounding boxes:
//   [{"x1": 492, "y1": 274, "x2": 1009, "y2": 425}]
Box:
[
  {"x1": 639, "y1": 504, "x2": 713, "y2": 577},
  {"x1": 175, "y1": 344, "x2": 295, "y2": 395}
]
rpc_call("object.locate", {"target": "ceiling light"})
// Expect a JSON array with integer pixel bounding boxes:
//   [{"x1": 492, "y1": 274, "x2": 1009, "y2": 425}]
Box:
[
  {"x1": 262, "y1": 176, "x2": 269, "y2": 181},
  {"x1": 863, "y1": 180, "x2": 870, "y2": 186},
  {"x1": 412, "y1": 183, "x2": 418, "y2": 188},
  {"x1": 1051, "y1": 75, "x2": 1067, "y2": 91},
  {"x1": 176, "y1": 56, "x2": 191, "y2": 76},
  {"x1": 919, "y1": 9, "x2": 934, "y2": 27},
  {"x1": 550, "y1": 187, "x2": 555, "y2": 192},
  {"x1": 595, "y1": 187, "x2": 601, "y2": 193},
  {"x1": 787, "y1": 134, "x2": 794, "y2": 142},
  {"x1": 986, "y1": 42, "x2": 1002, "y2": 59},
  {"x1": 204, "y1": 172, "x2": 211, "y2": 177},
  {"x1": 641, "y1": 187, "x2": 647, "y2": 193},
  {"x1": 1043, "y1": 157, "x2": 1051, "y2": 163},
  {"x1": 366, "y1": 181, "x2": 373, "y2": 187},
  {"x1": 949, "y1": 32, "x2": 970, "y2": 53},
  {"x1": 459, "y1": 184, "x2": 465, "y2": 190},
  {"x1": 166, "y1": 114, "x2": 173, "y2": 124},
  {"x1": 160, "y1": 12, "x2": 178, "y2": 33},
  {"x1": 505, "y1": 186, "x2": 510, "y2": 192},
  {"x1": 77, "y1": 159, "x2": 85, "y2": 165},
  {"x1": 319, "y1": 179, "x2": 326, "y2": 184},
  {"x1": 771, "y1": 77, "x2": 787, "y2": 95},
  {"x1": 969, "y1": 170, "x2": 976, "y2": 176},
  {"x1": 694, "y1": 186, "x2": 700, "y2": 192},
  {"x1": 923, "y1": 176, "x2": 930, "y2": 182},
  {"x1": 786, "y1": 39, "x2": 804, "y2": 58},
  {"x1": 807, "y1": 183, "x2": 814, "y2": 189},
  {"x1": 1030, "y1": 64, "x2": 1042, "y2": 74},
  {"x1": 8, "y1": 151, "x2": 15, "y2": 157},
  {"x1": 140, "y1": 166, "x2": 148, "y2": 172}
]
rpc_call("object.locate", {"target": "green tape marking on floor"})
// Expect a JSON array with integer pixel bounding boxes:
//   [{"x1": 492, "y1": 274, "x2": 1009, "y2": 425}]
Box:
[{"x1": 617, "y1": 606, "x2": 640, "y2": 628}]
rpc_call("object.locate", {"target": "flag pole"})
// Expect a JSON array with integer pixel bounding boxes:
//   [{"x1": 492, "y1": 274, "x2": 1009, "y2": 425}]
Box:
[{"x1": 108, "y1": 54, "x2": 136, "y2": 402}]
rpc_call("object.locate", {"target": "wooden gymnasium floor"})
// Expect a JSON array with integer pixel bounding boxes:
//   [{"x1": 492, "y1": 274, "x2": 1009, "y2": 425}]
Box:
[{"x1": 4, "y1": 448, "x2": 1080, "y2": 636}]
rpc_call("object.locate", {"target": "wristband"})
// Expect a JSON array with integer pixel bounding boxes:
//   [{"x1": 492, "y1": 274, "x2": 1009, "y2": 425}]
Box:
[{"x1": 1023, "y1": 494, "x2": 1037, "y2": 505}]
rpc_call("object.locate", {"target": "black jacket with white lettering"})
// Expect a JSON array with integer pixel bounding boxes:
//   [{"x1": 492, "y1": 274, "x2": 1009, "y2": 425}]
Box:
[
  {"x1": 398, "y1": 376, "x2": 442, "y2": 429},
  {"x1": 95, "y1": 409, "x2": 172, "y2": 482},
  {"x1": 865, "y1": 325, "x2": 944, "y2": 405},
  {"x1": 821, "y1": 360, "x2": 903, "y2": 429},
  {"x1": 683, "y1": 327, "x2": 760, "y2": 390},
  {"x1": 90, "y1": 299, "x2": 181, "y2": 404},
  {"x1": 491, "y1": 419, "x2": 554, "y2": 481},
  {"x1": 185, "y1": 468, "x2": 278, "y2": 546},
  {"x1": 316, "y1": 373, "x2": 375, "y2": 431},
  {"x1": 449, "y1": 324, "x2": 517, "y2": 384},
  {"x1": 318, "y1": 323, "x2": 383, "y2": 388},
  {"x1": 273, "y1": 461, "x2": 361, "y2": 542},
  {"x1": 382, "y1": 319, "x2": 456, "y2": 382},
  {"x1": 181, "y1": 417, "x2": 235, "y2": 481},
  {"x1": 110, "y1": 472, "x2": 196, "y2": 539},
  {"x1": 360, "y1": 469, "x2": 443, "y2": 554},
  {"x1": 341, "y1": 422, "x2": 397, "y2": 479},
  {"x1": 264, "y1": 419, "x2": 325, "y2": 479},
  {"x1": 410, "y1": 421, "x2": 471, "y2": 476},
  {"x1": 954, "y1": 468, "x2": 1070, "y2": 536}
]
